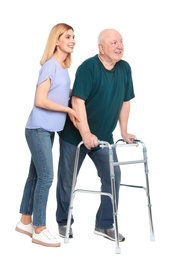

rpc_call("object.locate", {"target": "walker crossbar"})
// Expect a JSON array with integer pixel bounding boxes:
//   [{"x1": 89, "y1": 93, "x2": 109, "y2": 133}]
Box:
[
  {"x1": 113, "y1": 159, "x2": 146, "y2": 166},
  {"x1": 64, "y1": 139, "x2": 155, "y2": 254},
  {"x1": 73, "y1": 189, "x2": 113, "y2": 200},
  {"x1": 120, "y1": 183, "x2": 147, "y2": 190}
]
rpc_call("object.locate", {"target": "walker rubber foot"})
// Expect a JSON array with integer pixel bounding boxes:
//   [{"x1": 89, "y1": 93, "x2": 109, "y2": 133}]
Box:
[
  {"x1": 115, "y1": 247, "x2": 121, "y2": 254},
  {"x1": 150, "y1": 235, "x2": 155, "y2": 241},
  {"x1": 64, "y1": 238, "x2": 70, "y2": 244}
]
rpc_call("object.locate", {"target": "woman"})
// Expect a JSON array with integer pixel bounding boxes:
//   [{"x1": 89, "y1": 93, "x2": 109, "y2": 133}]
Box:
[{"x1": 15, "y1": 23, "x2": 79, "y2": 247}]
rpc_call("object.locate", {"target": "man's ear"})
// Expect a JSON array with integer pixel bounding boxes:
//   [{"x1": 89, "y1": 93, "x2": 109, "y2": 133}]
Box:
[{"x1": 98, "y1": 44, "x2": 104, "y2": 54}]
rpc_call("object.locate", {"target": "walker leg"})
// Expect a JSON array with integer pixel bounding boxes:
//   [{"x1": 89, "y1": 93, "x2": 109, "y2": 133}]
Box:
[
  {"x1": 145, "y1": 174, "x2": 155, "y2": 241},
  {"x1": 64, "y1": 202, "x2": 73, "y2": 244},
  {"x1": 64, "y1": 143, "x2": 82, "y2": 244},
  {"x1": 114, "y1": 216, "x2": 121, "y2": 254},
  {"x1": 109, "y1": 146, "x2": 121, "y2": 254},
  {"x1": 143, "y1": 144, "x2": 155, "y2": 241}
]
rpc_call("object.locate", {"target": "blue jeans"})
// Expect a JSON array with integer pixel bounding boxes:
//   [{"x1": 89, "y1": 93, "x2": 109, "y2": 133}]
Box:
[
  {"x1": 56, "y1": 138, "x2": 121, "y2": 229},
  {"x1": 19, "y1": 128, "x2": 55, "y2": 226}
]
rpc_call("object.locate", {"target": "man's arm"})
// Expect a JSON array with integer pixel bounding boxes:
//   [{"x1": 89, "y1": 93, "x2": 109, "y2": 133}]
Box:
[
  {"x1": 119, "y1": 101, "x2": 136, "y2": 143},
  {"x1": 72, "y1": 96, "x2": 98, "y2": 149}
]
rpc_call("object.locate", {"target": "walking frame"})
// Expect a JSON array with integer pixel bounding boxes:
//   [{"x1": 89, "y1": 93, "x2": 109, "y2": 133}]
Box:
[{"x1": 64, "y1": 139, "x2": 155, "y2": 254}]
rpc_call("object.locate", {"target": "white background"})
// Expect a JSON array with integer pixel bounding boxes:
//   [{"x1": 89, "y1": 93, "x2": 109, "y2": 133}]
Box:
[{"x1": 1, "y1": 0, "x2": 172, "y2": 259}]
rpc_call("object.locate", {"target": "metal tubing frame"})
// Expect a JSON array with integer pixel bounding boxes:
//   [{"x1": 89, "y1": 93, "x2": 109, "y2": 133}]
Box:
[
  {"x1": 115, "y1": 139, "x2": 155, "y2": 241},
  {"x1": 64, "y1": 139, "x2": 155, "y2": 254}
]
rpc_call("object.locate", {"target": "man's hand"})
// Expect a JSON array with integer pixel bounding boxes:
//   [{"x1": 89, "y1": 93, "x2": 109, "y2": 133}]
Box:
[
  {"x1": 82, "y1": 132, "x2": 98, "y2": 150},
  {"x1": 121, "y1": 133, "x2": 137, "y2": 144}
]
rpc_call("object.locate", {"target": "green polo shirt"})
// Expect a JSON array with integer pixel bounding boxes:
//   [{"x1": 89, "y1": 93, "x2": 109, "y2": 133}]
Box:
[{"x1": 60, "y1": 55, "x2": 135, "y2": 145}]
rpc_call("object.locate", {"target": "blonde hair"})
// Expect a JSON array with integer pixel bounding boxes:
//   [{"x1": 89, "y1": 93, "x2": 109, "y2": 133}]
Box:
[{"x1": 40, "y1": 23, "x2": 74, "y2": 68}]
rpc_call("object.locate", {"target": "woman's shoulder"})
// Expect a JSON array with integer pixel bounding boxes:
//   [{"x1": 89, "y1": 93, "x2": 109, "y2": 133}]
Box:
[
  {"x1": 43, "y1": 57, "x2": 57, "y2": 67},
  {"x1": 39, "y1": 57, "x2": 57, "y2": 73}
]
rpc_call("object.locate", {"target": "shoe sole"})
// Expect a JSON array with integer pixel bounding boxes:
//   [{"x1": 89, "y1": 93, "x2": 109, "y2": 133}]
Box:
[
  {"x1": 15, "y1": 226, "x2": 33, "y2": 238},
  {"x1": 32, "y1": 238, "x2": 61, "y2": 247},
  {"x1": 94, "y1": 230, "x2": 125, "y2": 242}
]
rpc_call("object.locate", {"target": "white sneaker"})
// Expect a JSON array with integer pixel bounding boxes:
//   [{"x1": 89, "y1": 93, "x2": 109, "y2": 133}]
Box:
[
  {"x1": 32, "y1": 229, "x2": 61, "y2": 247},
  {"x1": 15, "y1": 221, "x2": 34, "y2": 237}
]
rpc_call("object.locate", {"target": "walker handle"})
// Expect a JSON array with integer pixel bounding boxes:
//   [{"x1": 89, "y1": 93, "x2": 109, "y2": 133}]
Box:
[{"x1": 115, "y1": 139, "x2": 140, "y2": 147}]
